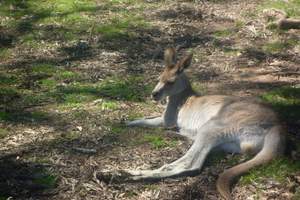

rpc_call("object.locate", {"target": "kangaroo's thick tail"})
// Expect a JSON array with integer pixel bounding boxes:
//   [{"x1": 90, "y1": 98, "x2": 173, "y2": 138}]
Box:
[{"x1": 216, "y1": 126, "x2": 285, "y2": 200}]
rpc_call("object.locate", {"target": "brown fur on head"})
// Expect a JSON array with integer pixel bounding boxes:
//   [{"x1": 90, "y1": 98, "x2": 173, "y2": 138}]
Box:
[{"x1": 151, "y1": 48, "x2": 193, "y2": 101}]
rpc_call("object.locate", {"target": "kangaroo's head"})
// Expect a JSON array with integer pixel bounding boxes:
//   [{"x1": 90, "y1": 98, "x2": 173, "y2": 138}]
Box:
[{"x1": 152, "y1": 48, "x2": 193, "y2": 101}]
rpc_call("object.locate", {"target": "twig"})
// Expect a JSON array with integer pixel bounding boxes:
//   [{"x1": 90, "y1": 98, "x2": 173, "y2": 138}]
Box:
[{"x1": 72, "y1": 147, "x2": 97, "y2": 154}]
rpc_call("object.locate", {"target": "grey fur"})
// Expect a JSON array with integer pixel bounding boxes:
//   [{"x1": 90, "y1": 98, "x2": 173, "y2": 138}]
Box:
[{"x1": 124, "y1": 49, "x2": 285, "y2": 199}]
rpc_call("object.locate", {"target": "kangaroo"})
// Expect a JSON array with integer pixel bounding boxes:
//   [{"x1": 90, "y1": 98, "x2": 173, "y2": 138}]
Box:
[{"x1": 124, "y1": 48, "x2": 286, "y2": 200}]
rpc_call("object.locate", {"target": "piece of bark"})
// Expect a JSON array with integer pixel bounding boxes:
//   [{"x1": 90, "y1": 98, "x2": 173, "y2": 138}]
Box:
[{"x1": 277, "y1": 18, "x2": 300, "y2": 30}]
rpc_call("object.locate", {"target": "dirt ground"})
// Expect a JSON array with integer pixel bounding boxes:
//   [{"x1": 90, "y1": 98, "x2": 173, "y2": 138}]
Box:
[{"x1": 0, "y1": 0, "x2": 300, "y2": 200}]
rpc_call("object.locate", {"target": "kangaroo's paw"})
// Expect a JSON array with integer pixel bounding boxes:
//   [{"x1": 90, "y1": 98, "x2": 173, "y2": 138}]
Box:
[
  {"x1": 96, "y1": 169, "x2": 133, "y2": 184},
  {"x1": 125, "y1": 120, "x2": 142, "y2": 127}
]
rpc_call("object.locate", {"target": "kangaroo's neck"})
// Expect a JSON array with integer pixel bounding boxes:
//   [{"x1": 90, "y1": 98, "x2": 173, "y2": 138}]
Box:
[
  {"x1": 169, "y1": 84, "x2": 195, "y2": 106},
  {"x1": 163, "y1": 77, "x2": 196, "y2": 127}
]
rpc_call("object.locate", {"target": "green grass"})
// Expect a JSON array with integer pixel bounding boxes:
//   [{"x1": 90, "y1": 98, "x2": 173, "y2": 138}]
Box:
[
  {"x1": 100, "y1": 100, "x2": 119, "y2": 110},
  {"x1": 213, "y1": 29, "x2": 234, "y2": 38},
  {"x1": 61, "y1": 131, "x2": 81, "y2": 140},
  {"x1": 240, "y1": 158, "x2": 300, "y2": 184},
  {"x1": 261, "y1": 0, "x2": 300, "y2": 17},
  {"x1": 33, "y1": 172, "x2": 57, "y2": 188},
  {"x1": 261, "y1": 86, "x2": 300, "y2": 121},
  {"x1": 31, "y1": 63, "x2": 58, "y2": 75},
  {"x1": 262, "y1": 38, "x2": 299, "y2": 54},
  {"x1": 55, "y1": 71, "x2": 81, "y2": 80},
  {"x1": 0, "y1": 110, "x2": 49, "y2": 122},
  {"x1": 108, "y1": 123, "x2": 178, "y2": 148},
  {"x1": 64, "y1": 93, "x2": 97, "y2": 104},
  {"x1": 1, "y1": 72, "x2": 150, "y2": 115},
  {"x1": 0, "y1": 73, "x2": 18, "y2": 85},
  {"x1": 0, "y1": 112, "x2": 10, "y2": 121},
  {"x1": 0, "y1": 0, "x2": 148, "y2": 50},
  {"x1": 95, "y1": 15, "x2": 147, "y2": 39},
  {"x1": 143, "y1": 134, "x2": 177, "y2": 149},
  {"x1": 57, "y1": 75, "x2": 151, "y2": 103},
  {"x1": 0, "y1": 87, "x2": 20, "y2": 104},
  {"x1": 235, "y1": 20, "x2": 245, "y2": 29},
  {"x1": 98, "y1": 76, "x2": 152, "y2": 102},
  {"x1": 293, "y1": 188, "x2": 300, "y2": 200},
  {"x1": 0, "y1": 128, "x2": 9, "y2": 139},
  {"x1": 0, "y1": 48, "x2": 11, "y2": 59},
  {"x1": 39, "y1": 79, "x2": 58, "y2": 89}
]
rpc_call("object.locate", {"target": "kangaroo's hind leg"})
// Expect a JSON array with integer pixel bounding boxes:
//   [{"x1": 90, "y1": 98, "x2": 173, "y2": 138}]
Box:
[{"x1": 125, "y1": 132, "x2": 218, "y2": 181}]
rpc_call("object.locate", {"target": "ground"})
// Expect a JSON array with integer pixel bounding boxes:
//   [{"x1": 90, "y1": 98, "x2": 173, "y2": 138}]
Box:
[{"x1": 0, "y1": 0, "x2": 300, "y2": 199}]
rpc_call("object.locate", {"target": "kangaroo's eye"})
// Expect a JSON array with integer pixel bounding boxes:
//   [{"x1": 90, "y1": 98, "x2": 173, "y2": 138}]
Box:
[{"x1": 166, "y1": 80, "x2": 175, "y2": 85}]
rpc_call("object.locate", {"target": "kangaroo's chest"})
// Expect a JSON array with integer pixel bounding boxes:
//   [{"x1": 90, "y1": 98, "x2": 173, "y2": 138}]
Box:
[{"x1": 177, "y1": 97, "x2": 224, "y2": 132}]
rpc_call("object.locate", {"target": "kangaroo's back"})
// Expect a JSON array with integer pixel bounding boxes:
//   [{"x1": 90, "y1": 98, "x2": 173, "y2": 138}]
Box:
[{"x1": 178, "y1": 95, "x2": 279, "y2": 133}]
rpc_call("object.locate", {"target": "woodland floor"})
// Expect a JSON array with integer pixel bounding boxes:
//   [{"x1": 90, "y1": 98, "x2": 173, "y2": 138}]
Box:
[{"x1": 0, "y1": 0, "x2": 300, "y2": 199}]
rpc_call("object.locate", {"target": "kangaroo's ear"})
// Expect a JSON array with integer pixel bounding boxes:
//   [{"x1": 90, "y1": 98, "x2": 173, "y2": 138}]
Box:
[
  {"x1": 176, "y1": 53, "x2": 193, "y2": 73},
  {"x1": 164, "y1": 47, "x2": 177, "y2": 67}
]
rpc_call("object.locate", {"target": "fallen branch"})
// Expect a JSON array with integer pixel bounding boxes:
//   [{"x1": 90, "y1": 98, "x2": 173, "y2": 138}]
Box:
[
  {"x1": 277, "y1": 18, "x2": 300, "y2": 30},
  {"x1": 72, "y1": 147, "x2": 97, "y2": 154},
  {"x1": 263, "y1": 8, "x2": 300, "y2": 30}
]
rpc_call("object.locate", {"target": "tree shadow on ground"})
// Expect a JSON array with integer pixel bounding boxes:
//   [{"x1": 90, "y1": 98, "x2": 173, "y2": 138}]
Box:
[{"x1": 0, "y1": 156, "x2": 57, "y2": 199}]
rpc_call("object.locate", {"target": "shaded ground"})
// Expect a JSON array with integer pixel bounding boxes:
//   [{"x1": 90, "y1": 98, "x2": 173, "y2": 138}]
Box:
[{"x1": 0, "y1": 0, "x2": 300, "y2": 199}]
